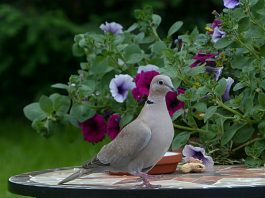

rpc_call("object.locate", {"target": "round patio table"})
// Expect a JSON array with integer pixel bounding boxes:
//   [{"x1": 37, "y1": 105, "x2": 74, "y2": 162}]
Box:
[{"x1": 8, "y1": 165, "x2": 265, "y2": 198}]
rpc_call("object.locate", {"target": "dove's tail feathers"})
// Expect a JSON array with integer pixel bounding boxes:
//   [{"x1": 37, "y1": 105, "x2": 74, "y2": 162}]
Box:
[
  {"x1": 58, "y1": 168, "x2": 91, "y2": 185},
  {"x1": 58, "y1": 157, "x2": 109, "y2": 185}
]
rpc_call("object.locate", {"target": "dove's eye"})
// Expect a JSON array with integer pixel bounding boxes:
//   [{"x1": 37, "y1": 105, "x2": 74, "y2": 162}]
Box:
[{"x1": 158, "y1": 80, "x2": 164, "y2": 85}]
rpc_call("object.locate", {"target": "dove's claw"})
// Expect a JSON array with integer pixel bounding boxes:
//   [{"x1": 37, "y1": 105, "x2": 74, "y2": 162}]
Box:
[{"x1": 135, "y1": 172, "x2": 161, "y2": 188}]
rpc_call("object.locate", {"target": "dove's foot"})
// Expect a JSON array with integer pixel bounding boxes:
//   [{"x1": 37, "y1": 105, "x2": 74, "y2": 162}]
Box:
[
  {"x1": 136, "y1": 182, "x2": 161, "y2": 188},
  {"x1": 135, "y1": 172, "x2": 161, "y2": 188}
]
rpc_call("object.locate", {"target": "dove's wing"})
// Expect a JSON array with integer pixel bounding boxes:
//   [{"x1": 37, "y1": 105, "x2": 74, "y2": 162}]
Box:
[{"x1": 97, "y1": 119, "x2": 151, "y2": 168}]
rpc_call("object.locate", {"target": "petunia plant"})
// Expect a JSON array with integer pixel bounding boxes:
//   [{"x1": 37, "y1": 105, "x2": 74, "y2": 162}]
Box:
[{"x1": 24, "y1": 0, "x2": 265, "y2": 167}]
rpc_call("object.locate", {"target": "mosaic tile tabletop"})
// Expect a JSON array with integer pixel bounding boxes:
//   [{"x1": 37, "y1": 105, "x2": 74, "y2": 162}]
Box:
[{"x1": 9, "y1": 165, "x2": 265, "y2": 189}]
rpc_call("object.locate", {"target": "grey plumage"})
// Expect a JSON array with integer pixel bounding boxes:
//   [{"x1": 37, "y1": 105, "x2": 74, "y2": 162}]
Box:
[{"x1": 59, "y1": 75, "x2": 176, "y2": 187}]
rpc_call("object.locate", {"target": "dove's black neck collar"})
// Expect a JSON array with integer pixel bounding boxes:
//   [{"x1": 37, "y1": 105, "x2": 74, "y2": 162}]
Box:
[{"x1": 146, "y1": 99, "x2": 155, "y2": 104}]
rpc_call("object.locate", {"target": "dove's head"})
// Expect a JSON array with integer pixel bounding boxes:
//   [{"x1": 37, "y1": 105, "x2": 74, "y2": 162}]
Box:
[{"x1": 149, "y1": 75, "x2": 177, "y2": 96}]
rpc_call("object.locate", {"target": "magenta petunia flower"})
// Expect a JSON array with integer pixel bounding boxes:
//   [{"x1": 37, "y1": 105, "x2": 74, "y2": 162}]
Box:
[
  {"x1": 183, "y1": 144, "x2": 214, "y2": 169},
  {"x1": 191, "y1": 52, "x2": 218, "y2": 67},
  {"x1": 166, "y1": 88, "x2": 185, "y2": 117},
  {"x1": 100, "y1": 22, "x2": 123, "y2": 34},
  {"x1": 223, "y1": 77, "x2": 234, "y2": 101},
  {"x1": 132, "y1": 71, "x2": 160, "y2": 101},
  {"x1": 223, "y1": 0, "x2": 240, "y2": 9},
  {"x1": 80, "y1": 114, "x2": 106, "y2": 143},
  {"x1": 212, "y1": 27, "x2": 226, "y2": 43},
  {"x1": 107, "y1": 114, "x2": 121, "y2": 140}
]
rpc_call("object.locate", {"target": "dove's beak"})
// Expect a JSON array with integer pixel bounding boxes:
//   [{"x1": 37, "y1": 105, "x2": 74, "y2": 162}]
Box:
[{"x1": 166, "y1": 84, "x2": 178, "y2": 94}]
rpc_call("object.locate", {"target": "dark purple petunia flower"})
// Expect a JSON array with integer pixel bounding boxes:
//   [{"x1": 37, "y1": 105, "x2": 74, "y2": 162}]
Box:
[
  {"x1": 100, "y1": 22, "x2": 123, "y2": 34},
  {"x1": 223, "y1": 77, "x2": 234, "y2": 101},
  {"x1": 211, "y1": 19, "x2": 222, "y2": 29},
  {"x1": 223, "y1": 0, "x2": 240, "y2": 9},
  {"x1": 212, "y1": 27, "x2": 226, "y2": 43},
  {"x1": 191, "y1": 52, "x2": 218, "y2": 68},
  {"x1": 183, "y1": 144, "x2": 214, "y2": 169},
  {"x1": 107, "y1": 114, "x2": 121, "y2": 140},
  {"x1": 80, "y1": 114, "x2": 107, "y2": 143},
  {"x1": 205, "y1": 66, "x2": 223, "y2": 81},
  {"x1": 132, "y1": 71, "x2": 160, "y2": 101},
  {"x1": 166, "y1": 88, "x2": 185, "y2": 117}
]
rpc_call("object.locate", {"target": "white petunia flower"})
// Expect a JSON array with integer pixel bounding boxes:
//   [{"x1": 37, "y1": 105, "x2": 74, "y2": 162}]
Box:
[
  {"x1": 137, "y1": 64, "x2": 160, "y2": 73},
  {"x1": 109, "y1": 74, "x2": 135, "y2": 103}
]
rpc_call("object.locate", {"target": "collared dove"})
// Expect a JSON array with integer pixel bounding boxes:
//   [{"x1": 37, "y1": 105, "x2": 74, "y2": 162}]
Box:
[{"x1": 59, "y1": 75, "x2": 177, "y2": 188}]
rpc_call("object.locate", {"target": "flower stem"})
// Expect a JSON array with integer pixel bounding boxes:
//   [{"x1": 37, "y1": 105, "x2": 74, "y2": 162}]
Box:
[
  {"x1": 245, "y1": 4, "x2": 265, "y2": 34},
  {"x1": 151, "y1": 26, "x2": 161, "y2": 41},
  {"x1": 231, "y1": 137, "x2": 265, "y2": 153},
  {"x1": 216, "y1": 98, "x2": 244, "y2": 117},
  {"x1": 232, "y1": 30, "x2": 259, "y2": 59},
  {"x1": 173, "y1": 124, "x2": 208, "y2": 133}
]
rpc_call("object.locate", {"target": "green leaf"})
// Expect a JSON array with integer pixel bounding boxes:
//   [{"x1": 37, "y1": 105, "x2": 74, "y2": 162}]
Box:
[
  {"x1": 51, "y1": 83, "x2": 68, "y2": 90},
  {"x1": 23, "y1": 103, "x2": 46, "y2": 121},
  {"x1": 171, "y1": 132, "x2": 190, "y2": 150},
  {"x1": 172, "y1": 109, "x2": 184, "y2": 121},
  {"x1": 32, "y1": 119, "x2": 49, "y2": 137},
  {"x1": 167, "y1": 21, "x2": 183, "y2": 37},
  {"x1": 204, "y1": 106, "x2": 218, "y2": 122},
  {"x1": 221, "y1": 123, "x2": 246, "y2": 145},
  {"x1": 72, "y1": 43, "x2": 84, "y2": 57},
  {"x1": 249, "y1": 0, "x2": 259, "y2": 6},
  {"x1": 233, "y1": 82, "x2": 245, "y2": 91},
  {"x1": 151, "y1": 41, "x2": 167, "y2": 54},
  {"x1": 127, "y1": 53, "x2": 143, "y2": 64},
  {"x1": 214, "y1": 78, "x2": 227, "y2": 97},
  {"x1": 79, "y1": 80, "x2": 96, "y2": 96},
  {"x1": 39, "y1": 95, "x2": 53, "y2": 114},
  {"x1": 244, "y1": 157, "x2": 263, "y2": 168},
  {"x1": 70, "y1": 103, "x2": 96, "y2": 122},
  {"x1": 245, "y1": 140, "x2": 265, "y2": 158},
  {"x1": 257, "y1": 8, "x2": 265, "y2": 16},
  {"x1": 233, "y1": 125, "x2": 255, "y2": 144},
  {"x1": 90, "y1": 57, "x2": 113, "y2": 75},
  {"x1": 126, "y1": 23, "x2": 138, "y2": 32},
  {"x1": 152, "y1": 14, "x2": 162, "y2": 27},
  {"x1": 186, "y1": 65, "x2": 205, "y2": 76},
  {"x1": 120, "y1": 112, "x2": 134, "y2": 128},
  {"x1": 49, "y1": 94, "x2": 71, "y2": 115},
  {"x1": 258, "y1": 92, "x2": 265, "y2": 107},
  {"x1": 214, "y1": 37, "x2": 233, "y2": 49},
  {"x1": 258, "y1": 120, "x2": 265, "y2": 136}
]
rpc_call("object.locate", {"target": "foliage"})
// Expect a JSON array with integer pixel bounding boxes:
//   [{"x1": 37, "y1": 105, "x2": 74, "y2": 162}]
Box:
[
  {"x1": 24, "y1": 0, "x2": 265, "y2": 167},
  {"x1": 0, "y1": 0, "x2": 222, "y2": 117},
  {"x1": 0, "y1": 4, "x2": 87, "y2": 116}
]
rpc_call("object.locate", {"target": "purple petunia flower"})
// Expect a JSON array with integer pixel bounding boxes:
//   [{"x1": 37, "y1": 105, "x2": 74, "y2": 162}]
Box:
[
  {"x1": 223, "y1": 77, "x2": 234, "y2": 101},
  {"x1": 137, "y1": 64, "x2": 160, "y2": 73},
  {"x1": 205, "y1": 66, "x2": 223, "y2": 81},
  {"x1": 100, "y1": 22, "x2": 123, "y2": 34},
  {"x1": 109, "y1": 74, "x2": 135, "y2": 103},
  {"x1": 107, "y1": 113, "x2": 121, "y2": 140},
  {"x1": 80, "y1": 114, "x2": 106, "y2": 143},
  {"x1": 211, "y1": 19, "x2": 222, "y2": 29},
  {"x1": 212, "y1": 27, "x2": 226, "y2": 43},
  {"x1": 223, "y1": 0, "x2": 240, "y2": 9},
  {"x1": 191, "y1": 52, "x2": 218, "y2": 68},
  {"x1": 132, "y1": 70, "x2": 160, "y2": 101},
  {"x1": 183, "y1": 144, "x2": 214, "y2": 169},
  {"x1": 166, "y1": 88, "x2": 185, "y2": 117}
]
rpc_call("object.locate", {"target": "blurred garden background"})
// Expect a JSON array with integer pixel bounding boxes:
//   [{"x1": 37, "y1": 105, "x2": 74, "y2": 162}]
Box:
[{"x1": 1, "y1": 0, "x2": 222, "y2": 197}]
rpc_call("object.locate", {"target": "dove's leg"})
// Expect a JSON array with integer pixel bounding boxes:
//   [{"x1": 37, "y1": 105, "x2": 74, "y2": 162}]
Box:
[{"x1": 135, "y1": 172, "x2": 161, "y2": 188}]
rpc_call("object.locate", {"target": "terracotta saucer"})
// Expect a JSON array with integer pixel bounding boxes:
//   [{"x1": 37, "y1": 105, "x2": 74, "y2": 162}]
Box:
[{"x1": 109, "y1": 151, "x2": 182, "y2": 176}]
